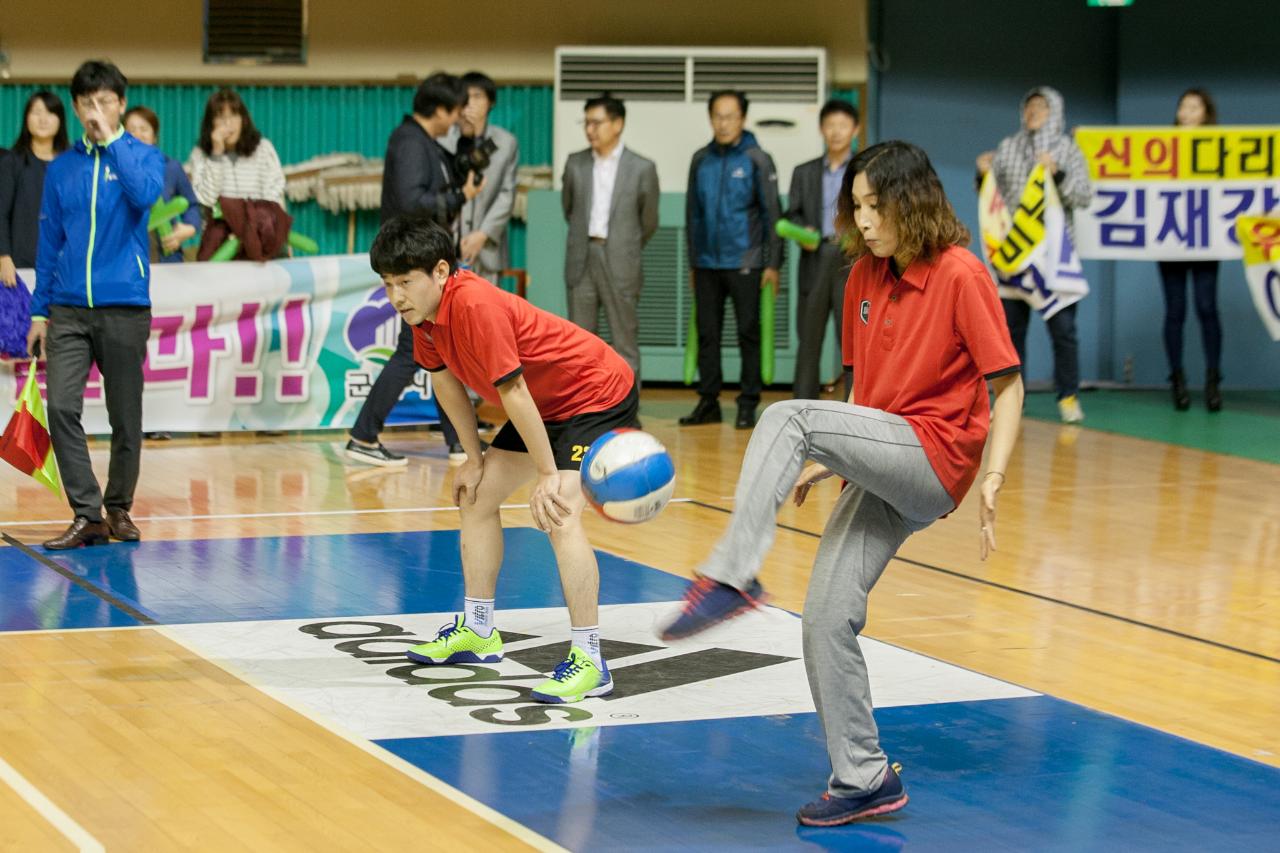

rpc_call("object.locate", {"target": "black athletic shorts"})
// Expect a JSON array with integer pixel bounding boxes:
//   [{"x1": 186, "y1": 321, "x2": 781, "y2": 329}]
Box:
[{"x1": 489, "y1": 383, "x2": 640, "y2": 471}]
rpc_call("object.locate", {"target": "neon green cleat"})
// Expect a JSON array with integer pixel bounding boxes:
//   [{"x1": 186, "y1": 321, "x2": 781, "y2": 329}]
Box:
[
  {"x1": 529, "y1": 647, "x2": 613, "y2": 704},
  {"x1": 406, "y1": 616, "x2": 504, "y2": 664}
]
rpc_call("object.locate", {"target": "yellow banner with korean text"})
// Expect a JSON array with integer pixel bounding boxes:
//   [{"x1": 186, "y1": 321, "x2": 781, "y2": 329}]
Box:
[
  {"x1": 1077, "y1": 126, "x2": 1280, "y2": 183},
  {"x1": 1236, "y1": 215, "x2": 1280, "y2": 341}
]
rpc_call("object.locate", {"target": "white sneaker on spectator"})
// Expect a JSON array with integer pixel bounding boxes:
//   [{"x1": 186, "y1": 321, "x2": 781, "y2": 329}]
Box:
[{"x1": 1058, "y1": 395, "x2": 1085, "y2": 424}]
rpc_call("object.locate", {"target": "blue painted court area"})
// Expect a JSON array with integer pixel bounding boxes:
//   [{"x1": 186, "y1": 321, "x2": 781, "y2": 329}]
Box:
[
  {"x1": 0, "y1": 529, "x2": 689, "y2": 631},
  {"x1": 6, "y1": 528, "x2": 1279, "y2": 849},
  {"x1": 379, "y1": 697, "x2": 1280, "y2": 851}
]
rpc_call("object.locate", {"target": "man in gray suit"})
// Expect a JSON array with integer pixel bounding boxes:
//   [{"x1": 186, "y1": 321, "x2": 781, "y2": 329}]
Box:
[
  {"x1": 456, "y1": 72, "x2": 519, "y2": 281},
  {"x1": 784, "y1": 98, "x2": 859, "y2": 400},
  {"x1": 562, "y1": 94, "x2": 659, "y2": 381}
]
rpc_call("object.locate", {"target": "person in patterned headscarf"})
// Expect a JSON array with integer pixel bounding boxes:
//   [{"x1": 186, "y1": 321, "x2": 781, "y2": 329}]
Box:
[{"x1": 978, "y1": 86, "x2": 1092, "y2": 423}]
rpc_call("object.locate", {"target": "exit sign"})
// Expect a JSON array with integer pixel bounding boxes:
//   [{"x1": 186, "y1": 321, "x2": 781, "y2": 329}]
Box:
[{"x1": 1088, "y1": 0, "x2": 1133, "y2": 6}]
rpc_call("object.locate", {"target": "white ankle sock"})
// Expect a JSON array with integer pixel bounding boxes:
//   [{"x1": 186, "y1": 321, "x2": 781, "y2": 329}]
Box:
[
  {"x1": 571, "y1": 626, "x2": 603, "y2": 668},
  {"x1": 464, "y1": 597, "x2": 495, "y2": 636}
]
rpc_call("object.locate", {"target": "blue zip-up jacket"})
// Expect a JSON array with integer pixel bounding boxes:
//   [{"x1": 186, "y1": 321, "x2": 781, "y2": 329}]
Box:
[
  {"x1": 685, "y1": 130, "x2": 783, "y2": 271},
  {"x1": 32, "y1": 127, "x2": 165, "y2": 319}
]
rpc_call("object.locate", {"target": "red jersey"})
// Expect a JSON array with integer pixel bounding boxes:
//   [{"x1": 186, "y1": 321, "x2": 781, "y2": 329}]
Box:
[
  {"x1": 842, "y1": 246, "x2": 1020, "y2": 506},
  {"x1": 413, "y1": 270, "x2": 633, "y2": 421}
]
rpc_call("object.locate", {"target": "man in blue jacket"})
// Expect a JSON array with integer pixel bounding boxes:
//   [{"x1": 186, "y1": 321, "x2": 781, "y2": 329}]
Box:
[
  {"x1": 26, "y1": 60, "x2": 165, "y2": 550},
  {"x1": 681, "y1": 90, "x2": 782, "y2": 430}
]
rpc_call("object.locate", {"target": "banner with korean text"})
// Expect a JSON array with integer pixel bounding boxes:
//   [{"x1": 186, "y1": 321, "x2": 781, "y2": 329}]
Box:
[
  {"x1": 1073, "y1": 126, "x2": 1280, "y2": 260},
  {"x1": 979, "y1": 166, "x2": 1088, "y2": 320},
  {"x1": 0, "y1": 256, "x2": 438, "y2": 433},
  {"x1": 1236, "y1": 216, "x2": 1280, "y2": 341}
]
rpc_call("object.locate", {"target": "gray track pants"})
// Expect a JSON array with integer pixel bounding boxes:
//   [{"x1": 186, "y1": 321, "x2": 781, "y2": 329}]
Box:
[{"x1": 700, "y1": 399, "x2": 954, "y2": 797}]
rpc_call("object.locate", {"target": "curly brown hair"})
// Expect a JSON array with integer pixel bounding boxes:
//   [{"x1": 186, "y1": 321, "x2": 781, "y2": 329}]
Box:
[{"x1": 835, "y1": 140, "x2": 969, "y2": 263}]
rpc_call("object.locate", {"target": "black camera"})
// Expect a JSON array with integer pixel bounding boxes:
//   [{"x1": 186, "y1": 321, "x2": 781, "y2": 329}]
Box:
[{"x1": 454, "y1": 136, "x2": 498, "y2": 186}]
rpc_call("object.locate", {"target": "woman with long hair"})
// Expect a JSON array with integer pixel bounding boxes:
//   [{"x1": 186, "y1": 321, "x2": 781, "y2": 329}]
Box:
[
  {"x1": 186, "y1": 87, "x2": 285, "y2": 209},
  {"x1": 1159, "y1": 88, "x2": 1223, "y2": 411},
  {"x1": 1, "y1": 90, "x2": 70, "y2": 285},
  {"x1": 660, "y1": 140, "x2": 1025, "y2": 827}
]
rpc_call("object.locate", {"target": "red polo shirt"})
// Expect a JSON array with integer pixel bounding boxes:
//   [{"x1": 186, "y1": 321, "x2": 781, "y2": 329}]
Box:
[
  {"x1": 413, "y1": 270, "x2": 634, "y2": 421},
  {"x1": 842, "y1": 246, "x2": 1020, "y2": 506}
]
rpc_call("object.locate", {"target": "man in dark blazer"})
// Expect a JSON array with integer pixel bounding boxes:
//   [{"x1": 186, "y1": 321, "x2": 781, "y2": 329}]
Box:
[
  {"x1": 346, "y1": 72, "x2": 482, "y2": 467},
  {"x1": 562, "y1": 94, "x2": 659, "y2": 381},
  {"x1": 784, "y1": 98, "x2": 859, "y2": 400}
]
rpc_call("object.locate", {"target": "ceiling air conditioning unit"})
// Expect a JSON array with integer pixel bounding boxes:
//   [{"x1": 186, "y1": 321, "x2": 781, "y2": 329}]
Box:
[{"x1": 554, "y1": 46, "x2": 828, "y2": 192}]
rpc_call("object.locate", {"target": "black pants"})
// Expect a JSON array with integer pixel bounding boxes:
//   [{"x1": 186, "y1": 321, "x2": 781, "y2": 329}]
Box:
[
  {"x1": 46, "y1": 305, "x2": 151, "y2": 522},
  {"x1": 1157, "y1": 260, "x2": 1221, "y2": 374},
  {"x1": 1002, "y1": 299, "x2": 1079, "y2": 400},
  {"x1": 694, "y1": 268, "x2": 762, "y2": 406},
  {"x1": 351, "y1": 320, "x2": 459, "y2": 446},
  {"x1": 794, "y1": 242, "x2": 851, "y2": 400}
]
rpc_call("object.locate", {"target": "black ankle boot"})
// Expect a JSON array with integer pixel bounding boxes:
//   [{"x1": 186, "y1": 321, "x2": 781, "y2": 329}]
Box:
[
  {"x1": 1205, "y1": 369, "x2": 1222, "y2": 413},
  {"x1": 1170, "y1": 370, "x2": 1190, "y2": 411},
  {"x1": 679, "y1": 396, "x2": 722, "y2": 426}
]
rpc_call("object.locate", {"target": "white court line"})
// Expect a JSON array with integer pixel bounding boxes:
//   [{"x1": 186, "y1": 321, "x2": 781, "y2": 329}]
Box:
[
  {"x1": 0, "y1": 753, "x2": 105, "y2": 852},
  {"x1": 158, "y1": 626, "x2": 567, "y2": 853},
  {"x1": 0, "y1": 498, "x2": 698, "y2": 528}
]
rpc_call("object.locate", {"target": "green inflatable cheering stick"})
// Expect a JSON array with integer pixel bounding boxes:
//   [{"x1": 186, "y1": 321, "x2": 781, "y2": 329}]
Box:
[
  {"x1": 760, "y1": 281, "x2": 776, "y2": 386},
  {"x1": 148, "y1": 196, "x2": 190, "y2": 256},
  {"x1": 683, "y1": 303, "x2": 698, "y2": 386},
  {"x1": 775, "y1": 218, "x2": 821, "y2": 251}
]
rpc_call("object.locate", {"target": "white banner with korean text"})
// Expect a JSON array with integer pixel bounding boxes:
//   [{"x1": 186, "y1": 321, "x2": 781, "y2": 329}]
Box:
[
  {"x1": 0, "y1": 256, "x2": 438, "y2": 433},
  {"x1": 1073, "y1": 126, "x2": 1280, "y2": 260}
]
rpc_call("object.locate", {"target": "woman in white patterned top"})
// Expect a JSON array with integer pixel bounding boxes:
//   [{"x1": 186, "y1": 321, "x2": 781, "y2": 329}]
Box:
[{"x1": 187, "y1": 88, "x2": 285, "y2": 209}]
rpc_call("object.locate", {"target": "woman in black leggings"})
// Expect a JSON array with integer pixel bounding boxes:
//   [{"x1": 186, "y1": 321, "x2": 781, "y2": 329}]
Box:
[{"x1": 1158, "y1": 88, "x2": 1223, "y2": 412}]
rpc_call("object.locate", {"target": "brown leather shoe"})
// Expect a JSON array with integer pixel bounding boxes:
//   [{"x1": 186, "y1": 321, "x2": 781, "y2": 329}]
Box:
[
  {"x1": 43, "y1": 517, "x2": 111, "y2": 550},
  {"x1": 105, "y1": 508, "x2": 141, "y2": 542}
]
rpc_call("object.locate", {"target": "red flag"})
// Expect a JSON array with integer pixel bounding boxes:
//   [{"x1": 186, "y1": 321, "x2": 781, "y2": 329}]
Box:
[{"x1": 0, "y1": 359, "x2": 61, "y2": 495}]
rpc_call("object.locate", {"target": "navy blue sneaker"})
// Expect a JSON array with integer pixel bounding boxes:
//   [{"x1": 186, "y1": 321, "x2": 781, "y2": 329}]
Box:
[
  {"x1": 659, "y1": 576, "x2": 767, "y2": 640},
  {"x1": 796, "y1": 764, "x2": 908, "y2": 827}
]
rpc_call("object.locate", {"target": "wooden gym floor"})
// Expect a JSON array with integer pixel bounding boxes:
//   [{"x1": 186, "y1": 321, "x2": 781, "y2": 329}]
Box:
[{"x1": 1, "y1": 387, "x2": 1277, "y2": 851}]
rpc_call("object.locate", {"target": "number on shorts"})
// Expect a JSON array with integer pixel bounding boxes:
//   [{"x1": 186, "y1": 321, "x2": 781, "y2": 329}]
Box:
[{"x1": 571, "y1": 444, "x2": 588, "y2": 462}]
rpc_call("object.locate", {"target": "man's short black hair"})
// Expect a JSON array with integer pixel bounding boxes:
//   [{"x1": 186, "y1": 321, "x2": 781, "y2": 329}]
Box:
[
  {"x1": 707, "y1": 90, "x2": 749, "y2": 116},
  {"x1": 461, "y1": 71, "x2": 497, "y2": 107},
  {"x1": 70, "y1": 60, "x2": 127, "y2": 100},
  {"x1": 370, "y1": 216, "x2": 458, "y2": 277},
  {"x1": 584, "y1": 93, "x2": 626, "y2": 121},
  {"x1": 412, "y1": 72, "x2": 465, "y2": 119},
  {"x1": 820, "y1": 98, "x2": 859, "y2": 125}
]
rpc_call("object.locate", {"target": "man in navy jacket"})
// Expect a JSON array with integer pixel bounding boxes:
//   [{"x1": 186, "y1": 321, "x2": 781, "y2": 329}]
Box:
[
  {"x1": 681, "y1": 90, "x2": 782, "y2": 430},
  {"x1": 27, "y1": 60, "x2": 164, "y2": 550}
]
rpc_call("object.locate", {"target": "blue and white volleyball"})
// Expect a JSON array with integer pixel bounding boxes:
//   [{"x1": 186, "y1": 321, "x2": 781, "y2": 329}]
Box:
[{"x1": 580, "y1": 429, "x2": 676, "y2": 524}]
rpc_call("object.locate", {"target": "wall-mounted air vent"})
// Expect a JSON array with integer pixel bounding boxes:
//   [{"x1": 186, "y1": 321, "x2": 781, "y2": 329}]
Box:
[{"x1": 558, "y1": 54, "x2": 687, "y2": 102}]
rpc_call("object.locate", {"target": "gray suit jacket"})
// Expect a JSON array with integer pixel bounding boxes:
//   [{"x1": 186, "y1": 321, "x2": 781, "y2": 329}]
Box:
[
  {"x1": 562, "y1": 146, "x2": 660, "y2": 289},
  {"x1": 785, "y1": 155, "x2": 833, "y2": 293},
  {"x1": 458, "y1": 124, "x2": 519, "y2": 275}
]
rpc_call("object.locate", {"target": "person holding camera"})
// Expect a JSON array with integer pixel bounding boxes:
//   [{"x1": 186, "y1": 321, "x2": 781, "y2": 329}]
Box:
[
  {"x1": 27, "y1": 60, "x2": 165, "y2": 548},
  {"x1": 453, "y1": 72, "x2": 519, "y2": 283},
  {"x1": 346, "y1": 72, "x2": 483, "y2": 467}
]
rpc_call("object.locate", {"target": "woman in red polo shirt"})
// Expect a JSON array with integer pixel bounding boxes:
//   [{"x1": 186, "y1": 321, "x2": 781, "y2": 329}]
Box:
[{"x1": 660, "y1": 140, "x2": 1025, "y2": 827}]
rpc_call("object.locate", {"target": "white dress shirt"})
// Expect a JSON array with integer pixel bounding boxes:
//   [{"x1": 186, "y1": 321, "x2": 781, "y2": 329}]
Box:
[{"x1": 588, "y1": 142, "x2": 625, "y2": 239}]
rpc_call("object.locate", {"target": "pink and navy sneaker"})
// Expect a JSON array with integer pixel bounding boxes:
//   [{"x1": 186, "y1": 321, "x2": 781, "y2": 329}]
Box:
[
  {"x1": 659, "y1": 576, "x2": 767, "y2": 641},
  {"x1": 796, "y1": 763, "x2": 909, "y2": 827}
]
